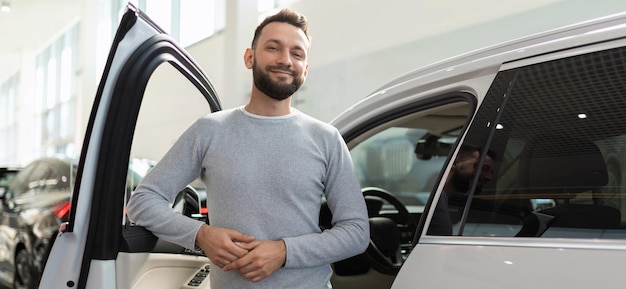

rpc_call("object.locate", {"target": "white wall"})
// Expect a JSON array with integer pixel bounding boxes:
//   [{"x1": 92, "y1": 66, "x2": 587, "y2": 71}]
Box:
[
  {"x1": 180, "y1": 0, "x2": 626, "y2": 123},
  {"x1": 287, "y1": 0, "x2": 626, "y2": 121},
  {"x1": 6, "y1": 0, "x2": 626, "y2": 165}
]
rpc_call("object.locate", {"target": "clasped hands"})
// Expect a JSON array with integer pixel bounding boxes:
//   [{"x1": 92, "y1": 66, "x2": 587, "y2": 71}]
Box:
[{"x1": 195, "y1": 224, "x2": 286, "y2": 282}]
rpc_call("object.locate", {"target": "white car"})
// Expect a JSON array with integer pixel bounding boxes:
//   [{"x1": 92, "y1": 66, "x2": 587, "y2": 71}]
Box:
[{"x1": 39, "y1": 3, "x2": 626, "y2": 289}]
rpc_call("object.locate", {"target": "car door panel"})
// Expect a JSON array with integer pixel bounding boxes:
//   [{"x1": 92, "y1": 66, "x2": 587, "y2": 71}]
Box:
[
  {"x1": 392, "y1": 27, "x2": 626, "y2": 289},
  {"x1": 327, "y1": 14, "x2": 626, "y2": 288},
  {"x1": 39, "y1": 4, "x2": 220, "y2": 289},
  {"x1": 396, "y1": 242, "x2": 626, "y2": 289},
  {"x1": 115, "y1": 253, "x2": 210, "y2": 289}
]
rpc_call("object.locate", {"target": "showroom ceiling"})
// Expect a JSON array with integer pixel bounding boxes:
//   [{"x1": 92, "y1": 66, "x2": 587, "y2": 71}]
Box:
[{"x1": 0, "y1": 0, "x2": 80, "y2": 82}]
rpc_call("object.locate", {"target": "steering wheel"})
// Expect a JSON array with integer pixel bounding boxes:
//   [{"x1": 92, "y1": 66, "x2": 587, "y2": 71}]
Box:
[{"x1": 362, "y1": 187, "x2": 418, "y2": 275}]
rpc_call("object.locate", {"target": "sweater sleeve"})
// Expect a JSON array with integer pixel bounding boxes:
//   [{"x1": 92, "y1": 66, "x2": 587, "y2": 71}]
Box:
[
  {"x1": 126, "y1": 121, "x2": 206, "y2": 250},
  {"x1": 282, "y1": 129, "x2": 370, "y2": 268}
]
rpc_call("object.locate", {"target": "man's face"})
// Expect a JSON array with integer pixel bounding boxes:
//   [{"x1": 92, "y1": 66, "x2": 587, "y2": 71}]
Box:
[
  {"x1": 451, "y1": 151, "x2": 495, "y2": 194},
  {"x1": 450, "y1": 151, "x2": 480, "y2": 193},
  {"x1": 247, "y1": 22, "x2": 309, "y2": 100},
  {"x1": 477, "y1": 155, "x2": 495, "y2": 190}
]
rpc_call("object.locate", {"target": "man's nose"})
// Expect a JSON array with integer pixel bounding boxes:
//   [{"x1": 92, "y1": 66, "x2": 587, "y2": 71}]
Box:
[{"x1": 277, "y1": 50, "x2": 293, "y2": 66}]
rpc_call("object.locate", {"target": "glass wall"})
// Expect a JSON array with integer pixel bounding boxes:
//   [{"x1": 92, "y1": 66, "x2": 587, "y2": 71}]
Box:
[
  {"x1": 114, "y1": 0, "x2": 226, "y2": 47},
  {"x1": 34, "y1": 24, "x2": 79, "y2": 158},
  {"x1": 0, "y1": 74, "x2": 19, "y2": 164}
]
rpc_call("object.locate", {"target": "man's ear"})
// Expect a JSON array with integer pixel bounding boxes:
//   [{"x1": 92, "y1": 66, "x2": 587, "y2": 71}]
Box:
[{"x1": 244, "y1": 48, "x2": 254, "y2": 69}]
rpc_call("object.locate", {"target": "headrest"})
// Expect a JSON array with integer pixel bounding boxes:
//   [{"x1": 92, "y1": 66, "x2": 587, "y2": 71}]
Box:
[{"x1": 520, "y1": 135, "x2": 608, "y2": 194}]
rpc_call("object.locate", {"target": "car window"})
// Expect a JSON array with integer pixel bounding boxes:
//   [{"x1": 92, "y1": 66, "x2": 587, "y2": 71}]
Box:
[
  {"x1": 436, "y1": 44, "x2": 626, "y2": 239},
  {"x1": 0, "y1": 168, "x2": 18, "y2": 197},
  {"x1": 5, "y1": 159, "x2": 71, "y2": 199},
  {"x1": 6, "y1": 161, "x2": 38, "y2": 198},
  {"x1": 349, "y1": 101, "x2": 471, "y2": 215},
  {"x1": 0, "y1": 168, "x2": 18, "y2": 187},
  {"x1": 352, "y1": 127, "x2": 444, "y2": 207},
  {"x1": 26, "y1": 160, "x2": 68, "y2": 192}
]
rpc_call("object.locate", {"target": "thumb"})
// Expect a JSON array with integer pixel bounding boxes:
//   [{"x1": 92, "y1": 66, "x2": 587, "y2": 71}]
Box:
[
  {"x1": 234, "y1": 240, "x2": 261, "y2": 251},
  {"x1": 228, "y1": 230, "x2": 255, "y2": 243}
]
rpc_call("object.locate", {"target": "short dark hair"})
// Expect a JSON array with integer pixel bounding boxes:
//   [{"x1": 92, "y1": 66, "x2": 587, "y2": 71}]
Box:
[
  {"x1": 251, "y1": 8, "x2": 310, "y2": 49},
  {"x1": 456, "y1": 144, "x2": 480, "y2": 162}
]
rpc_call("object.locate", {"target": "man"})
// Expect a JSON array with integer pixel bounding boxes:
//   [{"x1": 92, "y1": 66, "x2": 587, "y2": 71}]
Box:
[
  {"x1": 427, "y1": 144, "x2": 495, "y2": 235},
  {"x1": 447, "y1": 145, "x2": 495, "y2": 196},
  {"x1": 127, "y1": 9, "x2": 369, "y2": 289}
]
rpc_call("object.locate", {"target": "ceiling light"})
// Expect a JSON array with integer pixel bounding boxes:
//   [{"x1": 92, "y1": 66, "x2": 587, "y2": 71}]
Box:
[
  {"x1": 1, "y1": 2, "x2": 10, "y2": 13},
  {"x1": 578, "y1": 113, "x2": 587, "y2": 119}
]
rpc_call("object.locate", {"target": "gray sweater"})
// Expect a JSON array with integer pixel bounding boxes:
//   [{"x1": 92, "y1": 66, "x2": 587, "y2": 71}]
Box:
[{"x1": 127, "y1": 107, "x2": 369, "y2": 288}]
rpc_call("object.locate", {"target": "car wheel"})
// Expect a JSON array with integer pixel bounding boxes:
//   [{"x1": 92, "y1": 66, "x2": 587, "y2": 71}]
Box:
[{"x1": 14, "y1": 249, "x2": 36, "y2": 289}]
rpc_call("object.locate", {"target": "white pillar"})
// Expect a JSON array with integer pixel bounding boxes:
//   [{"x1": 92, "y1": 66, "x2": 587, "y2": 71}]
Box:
[{"x1": 221, "y1": 0, "x2": 258, "y2": 109}]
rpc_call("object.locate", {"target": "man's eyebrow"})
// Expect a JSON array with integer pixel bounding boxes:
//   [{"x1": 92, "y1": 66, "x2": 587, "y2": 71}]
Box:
[{"x1": 264, "y1": 39, "x2": 307, "y2": 52}]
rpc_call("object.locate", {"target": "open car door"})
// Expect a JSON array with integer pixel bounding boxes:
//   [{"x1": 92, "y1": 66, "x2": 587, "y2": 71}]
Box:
[{"x1": 39, "y1": 3, "x2": 220, "y2": 289}]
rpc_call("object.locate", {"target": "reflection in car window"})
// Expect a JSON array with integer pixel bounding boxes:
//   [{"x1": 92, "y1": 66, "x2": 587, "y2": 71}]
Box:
[{"x1": 442, "y1": 44, "x2": 626, "y2": 239}]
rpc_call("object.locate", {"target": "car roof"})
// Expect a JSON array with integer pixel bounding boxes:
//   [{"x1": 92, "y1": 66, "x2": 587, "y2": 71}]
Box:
[
  {"x1": 331, "y1": 11, "x2": 626, "y2": 132},
  {"x1": 375, "y1": 11, "x2": 626, "y2": 94}
]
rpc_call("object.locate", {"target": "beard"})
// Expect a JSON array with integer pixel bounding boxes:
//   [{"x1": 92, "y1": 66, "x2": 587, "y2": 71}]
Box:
[
  {"x1": 451, "y1": 171, "x2": 476, "y2": 194},
  {"x1": 252, "y1": 60, "x2": 303, "y2": 100}
]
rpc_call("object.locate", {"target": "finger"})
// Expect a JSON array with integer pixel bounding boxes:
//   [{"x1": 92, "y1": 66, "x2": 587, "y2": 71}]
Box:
[
  {"x1": 236, "y1": 258, "x2": 273, "y2": 282},
  {"x1": 226, "y1": 233, "x2": 256, "y2": 258},
  {"x1": 213, "y1": 240, "x2": 249, "y2": 259},
  {"x1": 228, "y1": 230, "x2": 255, "y2": 243},
  {"x1": 212, "y1": 245, "x2": 242, "y2": 260},
  {"x1": 211, "y1": 260, "x2": 225, "y2": 269},
  {"x1": 245, "y1": 270, "x2": 269, "y2": 282},
  {"x1": 234, "y1": 240, "x2": 260, "y2": 251},
  {"x1": 226, "y1": 243, "x2": 251, "y2": 259},
  {"x1": 237, "y1": 264, "x2": 262, "y2": 281},
  {"x1": 223, "y1": 254, "x2": 253, "y2": 271}
]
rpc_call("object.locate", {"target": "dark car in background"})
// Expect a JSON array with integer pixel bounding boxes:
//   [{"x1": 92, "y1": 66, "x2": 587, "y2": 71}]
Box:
[
  {"x1": 0, "y1": 167, "x2": 20, "y2": 198},
  {"x1": 0, "y1": 157, "x2": 206, "y2": 289},
  {"x1": 0, "y1": 157, "x2": 74, "y2": 289}
]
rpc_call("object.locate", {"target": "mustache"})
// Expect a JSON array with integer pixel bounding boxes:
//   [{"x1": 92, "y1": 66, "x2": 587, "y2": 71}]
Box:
[{"x1": 266, "y1": 65, "x2": 295, "y2": 76}]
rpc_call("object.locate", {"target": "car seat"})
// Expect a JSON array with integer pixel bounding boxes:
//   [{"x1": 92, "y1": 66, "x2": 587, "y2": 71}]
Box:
[{"x1": 515, "y1": 135, "x2": 620, "y2": 236}]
